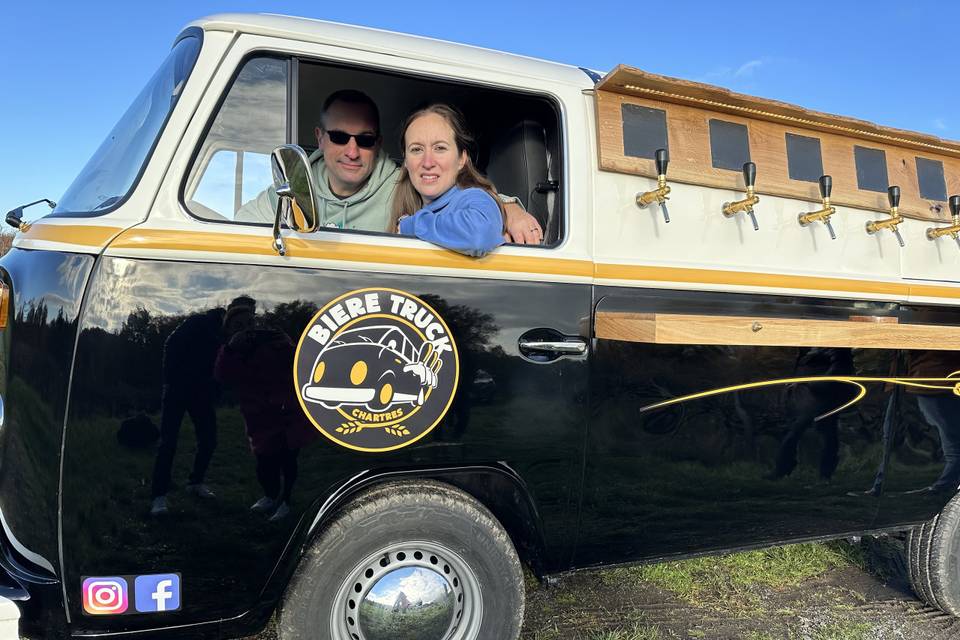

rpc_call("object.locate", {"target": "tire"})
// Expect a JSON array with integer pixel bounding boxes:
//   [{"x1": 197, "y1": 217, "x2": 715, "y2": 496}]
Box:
[
  {"x1": 907, "y1": 493, "x2": 960, "y2": 616},
  {"x1": 929, "y1": 495, "x2": 960, "y2": 615},
  {"x1": 279, "y1": 480, "x2": 524, "y2": 640}
]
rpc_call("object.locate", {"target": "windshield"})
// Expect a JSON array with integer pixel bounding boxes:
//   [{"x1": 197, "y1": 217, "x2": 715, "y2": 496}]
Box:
[{"x1": 53, "y1": 34, "x2": 201, "y2": 216}]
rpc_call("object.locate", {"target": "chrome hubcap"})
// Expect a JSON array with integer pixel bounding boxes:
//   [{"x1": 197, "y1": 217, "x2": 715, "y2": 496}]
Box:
[{"x1": 332, "y1": 541, "x2": 482, "y2": 640}]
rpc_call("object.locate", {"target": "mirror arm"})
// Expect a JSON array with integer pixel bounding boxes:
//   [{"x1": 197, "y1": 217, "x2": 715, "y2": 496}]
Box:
[{"x1": 272, "y1": 190, "x2": 287, "y2": 256}]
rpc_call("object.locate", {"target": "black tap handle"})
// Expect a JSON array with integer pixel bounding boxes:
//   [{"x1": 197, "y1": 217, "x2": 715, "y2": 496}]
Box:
[
  {"x1": 655, "y1": 148, "x2": 669, "y2": 176},
  {"x1": 742, "y1": 162, "x2": 756, "y2": 189},
  {"x1": 888, "y1": 186, "x2": 901, "y2": 209},
  {"x1": 950, "y1": 194, "x2": 960, "y2": 218},
  {"x1": 819, "y1": 175, "x2": 832, "y2": 199}
]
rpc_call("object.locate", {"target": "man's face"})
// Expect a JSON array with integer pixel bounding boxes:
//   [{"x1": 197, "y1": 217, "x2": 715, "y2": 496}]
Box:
[{"x1": 316, "y1": 101, "x2": 380, "y2": 197}]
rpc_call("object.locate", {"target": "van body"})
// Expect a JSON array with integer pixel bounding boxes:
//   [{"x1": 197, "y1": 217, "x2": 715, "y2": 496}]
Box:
[{"x1": 2, "y1": 13, "x2": 960, "y2": 640}]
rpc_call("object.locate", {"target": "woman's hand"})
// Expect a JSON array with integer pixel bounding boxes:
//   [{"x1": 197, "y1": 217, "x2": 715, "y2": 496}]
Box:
[{"x1": 503, "y1": 203, "x2": 543, "y2": 244}]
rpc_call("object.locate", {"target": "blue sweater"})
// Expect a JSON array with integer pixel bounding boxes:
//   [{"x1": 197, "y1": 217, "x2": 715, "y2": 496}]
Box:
[{"x1": 398, "y1": 186, "x2": 504, "y2": 257}]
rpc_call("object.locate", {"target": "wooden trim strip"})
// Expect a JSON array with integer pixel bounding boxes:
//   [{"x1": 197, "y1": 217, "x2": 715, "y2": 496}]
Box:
[{"x1": 595, "y1": 311, "x2": 960, "y2": 350}]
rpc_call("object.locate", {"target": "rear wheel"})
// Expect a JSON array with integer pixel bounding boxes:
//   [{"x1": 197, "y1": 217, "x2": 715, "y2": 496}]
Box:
[
  {"x1": 279, "y1": 480, "x2": 524, "y2": 640},
  {"x1": 906, "y1": 492, "x2": 960, "y2": 616}
]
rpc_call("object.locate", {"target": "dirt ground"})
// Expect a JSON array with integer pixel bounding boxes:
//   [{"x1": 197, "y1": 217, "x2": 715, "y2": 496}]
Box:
[
  {"x1": 519, "y1": 537, "x2": 958, "y2": 640},
  {"x1": 250, "y1": 536, "x2": 958, "y2": 640}
]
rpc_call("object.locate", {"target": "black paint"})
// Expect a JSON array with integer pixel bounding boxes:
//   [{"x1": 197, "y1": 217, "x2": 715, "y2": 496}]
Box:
[
  {"x1": 854, "y1": 146, "x2": 889, "y2": 193},
  {"x1": 59, "y1": 256, "x2": 590, "y2": 635},
  {"x1": 916, "y1": 157, "x2": 948, "y2": 202},
  {"x1": 785, "y1": 133, "x2": 824, "y2": 183},
  {"x1": 621, "y1": 104, "x2": 668, "y2": 160},
  {"x1": 709, "y1": 119, "x2": 751, "y2": 171}
]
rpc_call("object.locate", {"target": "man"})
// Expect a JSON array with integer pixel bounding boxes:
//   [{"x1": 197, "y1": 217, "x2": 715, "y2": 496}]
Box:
[{"x1": 236, "y1": 90, "x2": 543, "y2": 243}]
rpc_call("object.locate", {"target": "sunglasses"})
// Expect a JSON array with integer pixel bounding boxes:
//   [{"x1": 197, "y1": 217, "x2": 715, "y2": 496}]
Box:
[{"x1": 326, "y1": 129, "x2": 379, "y2": 149}]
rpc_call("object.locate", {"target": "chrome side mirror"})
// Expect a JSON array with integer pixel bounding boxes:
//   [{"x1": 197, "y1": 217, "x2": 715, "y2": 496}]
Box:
[{"x1": 270, "y1": 144, "x2": 319, "y2": 255}]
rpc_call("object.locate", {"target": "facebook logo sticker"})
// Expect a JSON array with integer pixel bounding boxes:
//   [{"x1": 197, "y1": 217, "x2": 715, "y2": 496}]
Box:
[{"x1": 134, "y1": 574, "x2": 181, "y2": 613}]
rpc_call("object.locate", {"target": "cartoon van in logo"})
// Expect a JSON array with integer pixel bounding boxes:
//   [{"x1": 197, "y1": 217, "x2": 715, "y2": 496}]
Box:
[
  {"x1": 294, "y1": 288, "x2": 459, "y2": 452},
  {"x1": 301, "y1": 324, "x2": 442, "y2": 412}
]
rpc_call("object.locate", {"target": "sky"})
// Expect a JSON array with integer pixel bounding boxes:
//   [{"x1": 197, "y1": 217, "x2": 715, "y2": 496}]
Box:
[{"x1": 2, "y1": 0, "x2": 958, "y2": 220}]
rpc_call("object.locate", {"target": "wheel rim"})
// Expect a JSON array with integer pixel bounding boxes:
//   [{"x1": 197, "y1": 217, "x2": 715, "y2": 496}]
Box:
[{"x1": 330, "y1": 541, "x2": 483, "y2": 640}]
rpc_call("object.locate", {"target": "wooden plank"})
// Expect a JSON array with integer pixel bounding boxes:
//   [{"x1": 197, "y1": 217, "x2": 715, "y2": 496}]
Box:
[
  {"x1": 597, "y1": 64, "x2": 960, "y2": 157},
  {"x1": 596, "y1": 91, "x2": 958, "y2": 223},
  {"x1": 594, "y1": 311, "x2": 960, "y2": 350}
]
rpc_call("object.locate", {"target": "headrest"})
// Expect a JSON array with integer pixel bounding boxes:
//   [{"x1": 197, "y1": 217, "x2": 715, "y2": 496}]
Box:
[{"x1": 485, "y1": 121, "x2": 549, "y2": 220}]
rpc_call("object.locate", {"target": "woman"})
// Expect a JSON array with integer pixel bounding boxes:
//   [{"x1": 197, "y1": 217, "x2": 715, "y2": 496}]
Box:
[{"x1": 390, "y1": 104, "x2": 505, "y2": 257}]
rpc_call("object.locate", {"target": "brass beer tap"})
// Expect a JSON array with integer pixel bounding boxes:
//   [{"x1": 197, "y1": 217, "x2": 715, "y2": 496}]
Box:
[
  {"x1": 926, "y1": 195, "x2": 960, "y2": 250},
  {"x1": 798, "y1": 175, "x2": 837, "y2": 240},
  {"x1": 722, "y1": 162, "x2": 760, "y2": 230},
  {"x1": 636, "y1": 148, "x2": 672, "y2": 223},
  {"x1": 865, "y1": 186, "x2": 905, "y2": 247}
]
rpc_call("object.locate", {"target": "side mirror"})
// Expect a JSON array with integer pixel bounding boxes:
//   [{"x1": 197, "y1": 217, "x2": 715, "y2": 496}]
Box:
[{"x1": 270, "y1": 145, "x2": 319, "y2": 255}]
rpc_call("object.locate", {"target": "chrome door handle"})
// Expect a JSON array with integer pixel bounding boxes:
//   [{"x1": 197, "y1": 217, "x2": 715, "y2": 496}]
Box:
[{"x1": 518, "y1": 339, "x2": 587, "y2": 354}]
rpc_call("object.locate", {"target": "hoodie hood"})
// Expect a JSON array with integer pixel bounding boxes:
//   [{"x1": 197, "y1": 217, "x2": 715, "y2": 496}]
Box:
[{"x1": 309, "y1": 148, "x2": 399, "y2": 231}]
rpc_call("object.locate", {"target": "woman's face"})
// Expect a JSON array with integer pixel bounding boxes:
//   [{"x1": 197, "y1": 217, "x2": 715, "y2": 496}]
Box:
[{"x1": 403, "y1": 112, "x2": 467, "y2": 204}]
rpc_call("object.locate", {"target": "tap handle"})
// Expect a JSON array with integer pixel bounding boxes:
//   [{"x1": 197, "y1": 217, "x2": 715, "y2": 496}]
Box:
[
  {"x1": 655, "y1": 148, "x2": 669, "y2": 177},
  {"x1": 819, "y1": 175, "x2": 832, "y2": 199},
  {"x1": 950, "y1": 194, "x2": 960, "y2": 219},
  {"x1": 888, "y1": 185, "x2": 901, "y2": 209},
  {"x1": 743, "y1": 162, "x2": 756, "y2": 189}
]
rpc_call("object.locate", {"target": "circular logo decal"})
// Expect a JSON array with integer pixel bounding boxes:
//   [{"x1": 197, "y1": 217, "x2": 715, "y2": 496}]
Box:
[{"x1": 294, "y1": 288, "x2": 459, "y2": 452}]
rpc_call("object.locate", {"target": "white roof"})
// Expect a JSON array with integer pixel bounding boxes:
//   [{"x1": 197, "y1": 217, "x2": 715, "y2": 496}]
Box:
[{"x1": 188, "y1": 13, "x2": 594, "y2": 89}]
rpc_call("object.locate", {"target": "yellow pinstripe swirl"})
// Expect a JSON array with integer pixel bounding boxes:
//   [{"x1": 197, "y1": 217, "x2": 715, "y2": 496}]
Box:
[{"x1": 639, "y1": 371, "x2": 960, "y2": 421}]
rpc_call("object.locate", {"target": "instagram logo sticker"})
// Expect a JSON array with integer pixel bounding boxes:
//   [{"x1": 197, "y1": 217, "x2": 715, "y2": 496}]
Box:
[{"x1": 82, "y1": 577, "x2": 128, "y2": 615}]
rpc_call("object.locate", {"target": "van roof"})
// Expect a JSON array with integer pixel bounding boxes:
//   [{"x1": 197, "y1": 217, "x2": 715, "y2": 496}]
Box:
[{"x1": 187, "y1": 13, "x2": 595, "y2": 89}]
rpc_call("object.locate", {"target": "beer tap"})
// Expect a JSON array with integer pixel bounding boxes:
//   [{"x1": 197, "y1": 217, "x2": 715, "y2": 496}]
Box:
[
  {"x1": 636, "y1": 148, "x2": 672, "y2": 223},
  {"x1": 926, "y1": 195, "x2": 960, "y2": 250},
  {"x1": 722, "y1": 162, "x2": 760, "y2": 230},
  {"x1": 865, "y1": 186, "x2": 905, "y2": 247},
  {"x1": 798, "y1": 175, "x2": 837, "y2": 240}
]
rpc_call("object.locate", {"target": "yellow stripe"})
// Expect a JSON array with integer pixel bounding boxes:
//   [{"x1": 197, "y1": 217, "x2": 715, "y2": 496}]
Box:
[
  {"x1": 19, "y1": 224, "x2": 123, "y2": 247},
  {"x1": 109, "y1": 228, "x2": 594, "y2": 277},
  {"x1": 595, "y1": 263, "x2": 960, "y2": 301},
  {"x1": 595, "y1": 263, "x2": 911, "y2": 297},
  {"x1": 20, "y1": 223, "x2": 960, "y2": 301}
]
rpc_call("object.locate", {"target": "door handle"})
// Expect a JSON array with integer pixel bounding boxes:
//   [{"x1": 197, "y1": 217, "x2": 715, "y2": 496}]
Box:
[{"x1": 518, "y1": 339, "x2": 587, "y2": 354}]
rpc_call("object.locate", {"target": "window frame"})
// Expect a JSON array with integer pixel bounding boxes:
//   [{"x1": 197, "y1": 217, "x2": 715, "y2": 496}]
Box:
[
  {"x1": 50, "y1": 28, "x2": 204, "y2": 219},
  {"x1": 180, "y1": 51, "x2": 292, "y2": 228},
  {"x1": 177, "y1": 48, "x2": 567, "y2": 249}
]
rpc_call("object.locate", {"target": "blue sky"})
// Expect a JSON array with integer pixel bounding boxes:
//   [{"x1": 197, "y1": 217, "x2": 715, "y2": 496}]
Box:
[{"x1": 1, "y1": 1, "x2": 957, "y2": 219}]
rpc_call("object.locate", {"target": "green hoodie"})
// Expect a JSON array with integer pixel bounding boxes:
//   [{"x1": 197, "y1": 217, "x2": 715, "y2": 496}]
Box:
[{"x1": 235, "y1": 149, "x2": 399, "y2": 231}]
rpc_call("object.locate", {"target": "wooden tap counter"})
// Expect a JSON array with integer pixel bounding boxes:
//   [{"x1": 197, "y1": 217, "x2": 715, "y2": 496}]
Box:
[{"x1": 596, "y1": 65, "x2": 960, "y2": 223}]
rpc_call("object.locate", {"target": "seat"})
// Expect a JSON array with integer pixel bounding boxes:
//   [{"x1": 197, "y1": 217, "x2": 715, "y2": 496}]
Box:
[{"x1": 485, "y1": 120, "x2": 559, "y2": 244}]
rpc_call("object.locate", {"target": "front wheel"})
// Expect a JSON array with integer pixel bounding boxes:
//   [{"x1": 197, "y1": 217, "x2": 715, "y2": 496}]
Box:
[{"x1": 279, "y1": 480, "x2": 524, "y2": 640}]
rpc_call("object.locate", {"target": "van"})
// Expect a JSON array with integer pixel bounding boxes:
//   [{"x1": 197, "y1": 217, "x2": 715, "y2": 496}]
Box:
[{"x1": 3, "y1": 12, "x2": 960, "y2": 640}]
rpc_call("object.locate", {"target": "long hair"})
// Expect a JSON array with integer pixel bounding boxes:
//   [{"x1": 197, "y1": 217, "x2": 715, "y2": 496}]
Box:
[{"x1": 389, "y1": 104, "x2": 505, "y2": 232}]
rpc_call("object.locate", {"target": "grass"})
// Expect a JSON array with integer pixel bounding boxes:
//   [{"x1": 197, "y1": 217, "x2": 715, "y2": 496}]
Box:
[
  {"x1": 802, "y1": 619, "x2": 874, "y2": 640},
  {"x1": 601, "y1": 541, "x2": 864, "y2": 612},
  {"x1": 531, "y1": 624, "x2": 666, "y2": 640}
]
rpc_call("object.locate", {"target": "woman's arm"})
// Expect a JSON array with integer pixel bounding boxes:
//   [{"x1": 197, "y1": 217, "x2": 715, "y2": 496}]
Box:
[{"x1": 398, "y1": 189, "x2": 504, "y2": 257}]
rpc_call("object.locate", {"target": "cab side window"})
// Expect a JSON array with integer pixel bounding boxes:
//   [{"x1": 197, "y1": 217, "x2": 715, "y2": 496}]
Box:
[{"x1": 184, "y1": 57, "x2": 288, "y2": 222}]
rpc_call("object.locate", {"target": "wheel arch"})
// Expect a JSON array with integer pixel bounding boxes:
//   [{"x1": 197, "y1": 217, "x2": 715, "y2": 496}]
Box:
[{"x1": 304, "y1": 465, "x2": 550, "y2": 576}]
